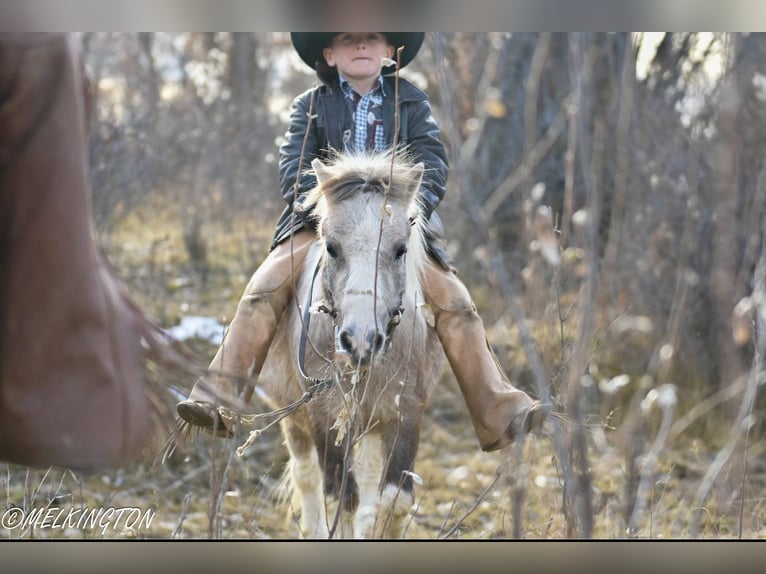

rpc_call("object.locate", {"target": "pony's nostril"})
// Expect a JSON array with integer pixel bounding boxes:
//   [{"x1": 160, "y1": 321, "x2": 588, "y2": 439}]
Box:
[
  {"x1": 339, "y1": 329, "x2": 355, "y2": 354},
  {"x1": 339, "y1": 328, "x2": 384, "y2": 363},
  {"x1": 370, "y1": 331, "x2": 385, "y2": 353}
]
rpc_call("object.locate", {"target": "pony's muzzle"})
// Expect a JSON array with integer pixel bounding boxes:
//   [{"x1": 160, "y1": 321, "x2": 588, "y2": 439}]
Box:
[{"x1": 337, "y1": 325, "x2": 385, "y2": 367}]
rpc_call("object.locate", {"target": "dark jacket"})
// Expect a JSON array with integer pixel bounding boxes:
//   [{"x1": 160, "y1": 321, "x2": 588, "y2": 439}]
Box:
[{"x1": 271, "y1": 75, "x2": 452, "y2": 268}]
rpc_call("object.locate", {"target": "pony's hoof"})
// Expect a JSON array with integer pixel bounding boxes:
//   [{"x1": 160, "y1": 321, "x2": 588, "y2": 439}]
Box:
[{"x1": 176, "y1": 400, "x2": 234, "y2": 438}]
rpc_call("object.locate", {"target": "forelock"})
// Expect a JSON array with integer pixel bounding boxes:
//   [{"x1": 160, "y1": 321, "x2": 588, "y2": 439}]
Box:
[{"x1": 303, "y1": 150, "x2": 422, "y2": 219}]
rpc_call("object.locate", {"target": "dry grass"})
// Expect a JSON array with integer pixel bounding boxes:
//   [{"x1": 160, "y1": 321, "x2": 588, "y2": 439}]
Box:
[
  {"x1": 2, "y1": 202, "x2": 764, "y2": 540},
  {"x1": 3, "y1": 373, "x2": 762, "y2": 539}
]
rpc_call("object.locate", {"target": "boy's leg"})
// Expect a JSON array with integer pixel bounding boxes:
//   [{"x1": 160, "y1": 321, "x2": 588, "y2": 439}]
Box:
[
  {"x1": 421, "y1": 260, "x2": 550, "y2": 451},
  {"x1": 177, "y1": 230, "x2": 315, "y2": 436}
]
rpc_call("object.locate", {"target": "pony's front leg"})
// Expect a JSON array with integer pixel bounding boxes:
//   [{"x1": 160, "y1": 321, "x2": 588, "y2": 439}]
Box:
[
  {"x1": 282, "y1": 418, "x2": 329, "y2": 539},
  {"x1": 376, "y1": 417, "x2": 421, "y2": 538},
  {"x1": 352, "y1": 432, "x2": 384, "y2": 538},
  {"x1": 352, "y1": 432, "x2": 415, "y2": 538}
]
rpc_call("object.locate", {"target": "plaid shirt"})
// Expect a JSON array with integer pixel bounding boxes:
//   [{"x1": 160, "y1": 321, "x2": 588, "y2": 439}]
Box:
[{"x1": 339, "y1": 74, "x2": 387, "y2": 152}]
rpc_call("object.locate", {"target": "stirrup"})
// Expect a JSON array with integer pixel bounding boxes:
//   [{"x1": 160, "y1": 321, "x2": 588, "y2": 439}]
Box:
[{"x1": 483, "y1": 400, "x2": 551, "y2": 452}]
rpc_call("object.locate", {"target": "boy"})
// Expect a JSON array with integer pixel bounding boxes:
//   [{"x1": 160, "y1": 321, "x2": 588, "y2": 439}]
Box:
[{"x1": 177, "y1": 32, "x2": 549, "y2": 452}]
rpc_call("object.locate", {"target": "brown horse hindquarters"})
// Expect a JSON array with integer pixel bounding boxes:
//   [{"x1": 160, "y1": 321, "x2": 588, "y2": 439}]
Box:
[{"x1": 0, "y1": 34, "x2": 158, "y2": 470}]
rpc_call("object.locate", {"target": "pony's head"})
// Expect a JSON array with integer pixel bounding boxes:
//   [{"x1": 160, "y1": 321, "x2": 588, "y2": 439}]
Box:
[{"x1": 303, "y1": 151, "x2": 427, "y2": 368}]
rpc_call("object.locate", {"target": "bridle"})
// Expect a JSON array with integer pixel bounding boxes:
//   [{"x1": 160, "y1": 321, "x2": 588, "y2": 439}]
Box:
[{"x1": 296, "y1": 256, "x2": 405, "y2": 388}]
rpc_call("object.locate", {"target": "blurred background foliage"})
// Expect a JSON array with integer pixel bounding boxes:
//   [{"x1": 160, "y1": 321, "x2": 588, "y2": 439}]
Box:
[{"x1": 83, "y1": 32, "x2": 763, "y2": 413}]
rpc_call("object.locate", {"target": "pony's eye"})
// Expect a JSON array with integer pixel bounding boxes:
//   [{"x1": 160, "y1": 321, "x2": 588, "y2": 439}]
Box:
[
  {"x1": 326, "y1": 242, "x2": 339, "y2": 258},
  {"x1": 394, "y1": 245, "x2": 407, "y2": 261}
]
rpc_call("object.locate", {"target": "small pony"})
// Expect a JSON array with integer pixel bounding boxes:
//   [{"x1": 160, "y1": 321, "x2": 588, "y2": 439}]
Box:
[{"x1": 258, "y1": 151, "x2": 445, "y2": 538}]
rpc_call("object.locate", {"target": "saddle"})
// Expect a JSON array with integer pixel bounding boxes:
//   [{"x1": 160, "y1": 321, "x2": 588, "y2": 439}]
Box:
[{"x1": 0, "y1": 33, "x2": 170, "y2": 470}]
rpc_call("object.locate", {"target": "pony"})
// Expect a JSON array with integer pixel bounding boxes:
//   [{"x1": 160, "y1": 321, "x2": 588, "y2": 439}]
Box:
[{"x1": 257, "y1": 150, "x2": 445, "y2": 538}]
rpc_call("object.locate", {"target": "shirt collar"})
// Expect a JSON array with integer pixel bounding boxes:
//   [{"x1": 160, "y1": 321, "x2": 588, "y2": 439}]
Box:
[{"x1": 338, "y1": 73, "x2": 386, "y2": 99}]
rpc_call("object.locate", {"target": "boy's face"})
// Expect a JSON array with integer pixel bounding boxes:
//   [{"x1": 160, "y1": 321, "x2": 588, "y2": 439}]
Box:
[{"x1": 322, "y1": 33, "x2": 395, "y2": 82}]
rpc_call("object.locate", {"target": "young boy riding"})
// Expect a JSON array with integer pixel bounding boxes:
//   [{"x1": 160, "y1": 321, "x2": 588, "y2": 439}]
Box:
[{"x1": 177, "y1": 32, "x2": 549, "y2": 452}]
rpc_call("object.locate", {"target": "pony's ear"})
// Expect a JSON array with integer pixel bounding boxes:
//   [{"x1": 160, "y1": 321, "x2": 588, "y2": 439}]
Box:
[
  {"x1": 312, "y1": 158, "x2": 332, "y2": 186},
  {"x1": 409, "y1": 162, "x2": 425, "y2": 197}
]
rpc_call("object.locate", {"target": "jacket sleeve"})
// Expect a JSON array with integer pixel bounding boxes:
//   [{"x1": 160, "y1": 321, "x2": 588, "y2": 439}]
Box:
[
  {"x1": 278, "y1": 90, "x2": 320, "y2": 216},
  {"x1": 405, "y1": 99, "x2": 449, "y2": 221}
]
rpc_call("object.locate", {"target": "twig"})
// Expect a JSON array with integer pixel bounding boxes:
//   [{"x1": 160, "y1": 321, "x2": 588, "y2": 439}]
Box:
[
  {"x1": 373, "y1": 44, "x2": 404, "y2": 349},
  {"x1": 482, "y1": 94, "x2": 571, "y2": 219},
  {"x1": 328, "y1": 377, "x2": 356, "y2": 539},
  {"x1": 431, "y1": 31, "x2": 578, "y2": 538},
  {"x1": 436, "y1": 499, "x2": 458, "y2": 538},
  {"x1": 510, "y1": 436, "x2": 529, "y2": 539},
  {"x1": 207, "y1": 433, "x2": 235, "y2": 539},
  {"x1": 172, "y1": 492, "x2": 192, "y2": 539},
  {"x1": 402, "y1": 486, "x2": 429, "y2": 538},
  {"x1": 560, "y1": 91, "x2": 578, "y2": 248},
  {"x1": 559, "y1": 33, "x2": 596, "y2": 539},
  {"x1": 689, "y1": 242, "x2": 765, "y2": 537},
  {"x1": 376, "y1": 292, "x2": 422, "y2": 533},
  {"x1": 602, "y1": 34, "x2": 636, "y2": 272},
  {"x1": 524, "y1": 33, "x2": 552, "y2": 157},
  {"x1": 439, "y1": 463, "x2": 506, "y2": 539},
  {"x1": 667, "y1": 372, "x2": 755, "y2": 443},
  {"x1": 332, "y1": 44, "x2": 405, "y2": 540},
  {"x1": 458, "y1": 33, "x2": 506, "y2": 169},
  {"x1": 160, "y1": 462, "x2": 213, "y2": 493},
  {"x1": 288, "y1": 87, "x2": 333, "y2": 369},
  {"x1": 738, "y1": 415, "x2": 751, "y2": 539},
  {"x1": 627, "y1": 387, "x2": 677, "y2": 535}
]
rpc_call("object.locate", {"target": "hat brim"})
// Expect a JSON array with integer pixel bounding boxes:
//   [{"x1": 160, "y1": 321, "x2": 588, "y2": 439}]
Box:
[{"x1": 290, "y1": 32, "x2": 425, "y2": 74}]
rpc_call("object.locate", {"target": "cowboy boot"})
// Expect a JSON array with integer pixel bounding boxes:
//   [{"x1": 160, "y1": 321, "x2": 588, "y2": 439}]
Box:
[
  {"x1": 176, "y1": 230, "x2": 315, "y2": 437},
  {"x1": 421, "y1": 260, "x2": 550, "y2": 451}
]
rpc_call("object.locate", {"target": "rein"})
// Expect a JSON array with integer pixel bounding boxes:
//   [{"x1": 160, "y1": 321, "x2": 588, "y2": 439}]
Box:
[
  {"x1": 236, "y1": 256, "x2": 333, "y2": 457},
  {"x1": 297, "y1": 256, "x2": 335, "y2": 388}
]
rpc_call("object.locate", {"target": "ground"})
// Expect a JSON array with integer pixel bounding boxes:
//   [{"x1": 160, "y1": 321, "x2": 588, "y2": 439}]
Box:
[{"x1": 1, "y1": 202, "x2": 763, "y2": 539}]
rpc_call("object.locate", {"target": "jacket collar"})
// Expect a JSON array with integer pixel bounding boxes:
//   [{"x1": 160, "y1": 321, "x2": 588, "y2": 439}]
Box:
[
  {"x1": 320, "y1": 75, "x2": 426, "y2": 103},
  {"x1": 315, "y1": 76, "x2": 428, "y2": 150},
  {"x1": 338, "y1": 73, "x2": 386, "y2": 99}
]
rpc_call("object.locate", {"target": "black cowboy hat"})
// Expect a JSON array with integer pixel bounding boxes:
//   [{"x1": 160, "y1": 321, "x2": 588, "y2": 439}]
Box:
[{"x1": 290, "y1": 32, "x2": 425, "y2": 74}]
